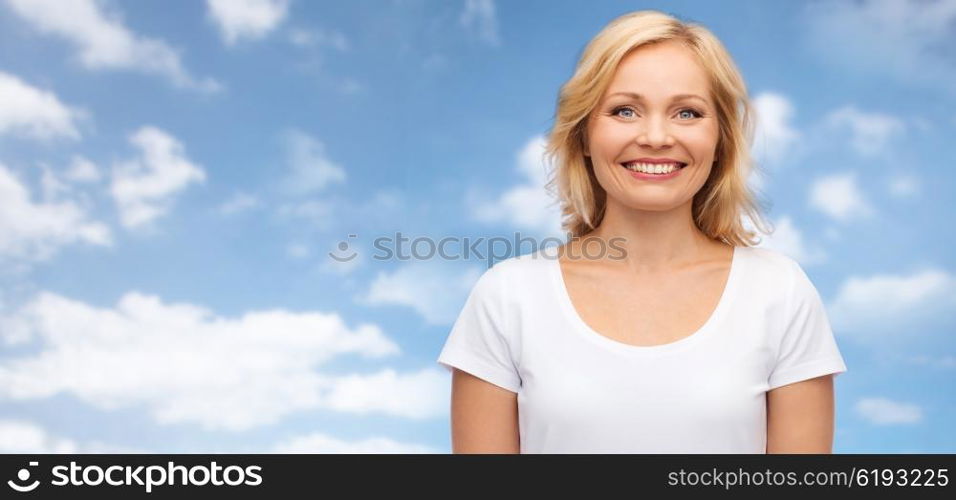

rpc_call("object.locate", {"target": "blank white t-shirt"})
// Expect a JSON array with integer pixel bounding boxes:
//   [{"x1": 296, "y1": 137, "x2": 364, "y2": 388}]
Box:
[{"x1": 436, "y1": 245, "x2": 847, "y2": 453}]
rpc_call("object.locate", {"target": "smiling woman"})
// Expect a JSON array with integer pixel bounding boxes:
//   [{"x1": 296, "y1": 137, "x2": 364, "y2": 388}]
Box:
[{"x1": 437, "y1": 10, "x2": 847, "y2": 454}]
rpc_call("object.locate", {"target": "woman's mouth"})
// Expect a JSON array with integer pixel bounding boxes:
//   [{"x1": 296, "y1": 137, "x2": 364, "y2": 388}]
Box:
[{"x1": 619, "y1": 161, "x2": 687, "y2": 180}]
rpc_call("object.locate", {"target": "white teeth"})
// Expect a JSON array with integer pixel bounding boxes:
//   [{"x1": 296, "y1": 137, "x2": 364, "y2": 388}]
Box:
[{"x1": 622, "y1": 162, "x2": 682, "y2": 174}]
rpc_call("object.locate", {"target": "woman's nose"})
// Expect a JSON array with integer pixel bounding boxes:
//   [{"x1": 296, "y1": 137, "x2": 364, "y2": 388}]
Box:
[{"x1": 636, "y1": 115, "x2": 674, "y2": 148}]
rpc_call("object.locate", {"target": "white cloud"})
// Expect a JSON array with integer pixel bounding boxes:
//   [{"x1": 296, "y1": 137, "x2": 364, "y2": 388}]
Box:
[
  {"x1": 906, "y1": 354, "x2": 956, "y2": 369},
  {"x1": 808, "y1": 171, "x2": 874, "y2": 222},
  {"x1": 3, "y1": 0, "x2": 220, "y2": 92},
  {"x1": 322, "y1": 367, "x2": 447, "y2": 418},
  {"x1": 824, "y1": 106, "x2": 905, "y2": 156},
  {"x1": 474, "y1": 135, "x2": 563, "y2": 237},
  {"x1": 273, "y1": 432, "x2": 437, "y2": 453},
  {"x1": 65, "y1": 155, "x2": 101, "y2": 183},
  {"x1": 888, "y1": 174, "x2": 920, "y2": 198},
  {"x1": 0, "y1": 290, "x2": 450, "y2": 431},
  {"x1": 460, "y1": 0, "x2": 501, "y2": 47},
  {"x1": 218, "y1": 191, "x2": 261, "y2": 215},
  {"x1": 288, "y1": 27, "x2": 349, "y2": 51},
  {"x1": 0, "y1": 71, "x2": 83, "y2": 140},
  {"x1": 363, "y1": 261, "x2": 483, "y2": 326},
  {"x1": 855, "y1": 397, "x2": 923, "y2": 425},
  {"x1": 38, "y1": 163, "x2": 72, "y2": 200},
  {"x1": 751, "y1": 215, "x2": 826, "y2": 266},
  {"x1": 110, "y1": 126, "x2": 206, "y2": 228},
  {"x1": 279, "y1": 129, "x2": 346, "y2": 196},
  {"x1": 0, "y1": 162, "x2": 111, "y2": 262},
  {"x1": 0, "y1": 419, "x2": 78, "y2": 453},
  {"x1": 751, "y1": 92, "x2": 800, "y2": 167},
  {"x1": 277, "y1": 199, "x2": 333, "y2": 223},
  {"x1": 828, "y1": 268, "x2": 956, "y2": 337},
  {"x1": 286, "y1": 242, "x2": 309, "y2": 259},
  {"x1": 0, "y1": 419, "x2": 142, "y2": 453},
  {"x1": 276, "y1": 190, "x2": 404, "y2": 233},
  {"x1": 804, "y1": 0, "x2": 956, "y2": 95},
  {"x1": 206, "y1": 0, "x2": 289, "y2": 45},
  {"x1": 321, "y1": 254, "x2": 361, "y2": 275}
]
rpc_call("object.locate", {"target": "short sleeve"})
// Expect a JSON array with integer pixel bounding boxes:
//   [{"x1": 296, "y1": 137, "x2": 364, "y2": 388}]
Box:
[
  {"x1": 767, "y1": 260, "x2": 848, "y2": 390},
  {"x1": 436, "y1": 264, "x2": 521, "y2": 393}
]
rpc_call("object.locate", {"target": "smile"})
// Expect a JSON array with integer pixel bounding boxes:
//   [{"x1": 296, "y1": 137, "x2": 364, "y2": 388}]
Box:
[{"x1": 619, "y1": 161, "x2": 687, "y2": 174}]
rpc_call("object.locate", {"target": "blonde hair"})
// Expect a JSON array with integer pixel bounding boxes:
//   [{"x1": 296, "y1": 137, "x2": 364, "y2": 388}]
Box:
[{"x1": 544, "y1": 10, "x2": 772, "y2": 245}]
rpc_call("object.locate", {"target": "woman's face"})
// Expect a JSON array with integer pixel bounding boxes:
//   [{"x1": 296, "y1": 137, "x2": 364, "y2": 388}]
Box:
[{"x1": 585, "y1": 40, "x2": 720, "y2": 212}]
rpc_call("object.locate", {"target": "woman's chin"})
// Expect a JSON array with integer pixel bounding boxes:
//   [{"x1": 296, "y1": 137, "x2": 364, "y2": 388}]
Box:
[{"x1": 610, "y1": 195, "x2": 688, "y2": 213}]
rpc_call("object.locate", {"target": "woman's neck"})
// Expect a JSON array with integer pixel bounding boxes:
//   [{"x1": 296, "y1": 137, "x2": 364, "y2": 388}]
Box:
[{"x1": 584, "y1": 198, "x2": 722, "y2": 272}]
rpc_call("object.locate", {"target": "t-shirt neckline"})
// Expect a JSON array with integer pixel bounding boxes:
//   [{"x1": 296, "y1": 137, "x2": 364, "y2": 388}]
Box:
[{"x1": 549, "y1": 244, "x2": 744, "y2": 356}]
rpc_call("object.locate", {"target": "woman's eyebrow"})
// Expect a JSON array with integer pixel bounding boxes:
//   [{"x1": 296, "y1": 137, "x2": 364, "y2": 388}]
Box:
[{"x1": 606, "y1": 91, "x2": 708, "y2": 104}]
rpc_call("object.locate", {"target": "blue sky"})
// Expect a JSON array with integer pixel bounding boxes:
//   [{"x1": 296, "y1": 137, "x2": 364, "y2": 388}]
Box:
[{"x1": 0, "y1": 0, "x2": 954, "y2": 453}]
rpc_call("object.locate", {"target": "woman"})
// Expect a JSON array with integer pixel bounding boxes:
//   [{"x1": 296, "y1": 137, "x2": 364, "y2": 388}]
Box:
[{"x1": 437, "y1": 10, "x2": 847, "y2": 453}]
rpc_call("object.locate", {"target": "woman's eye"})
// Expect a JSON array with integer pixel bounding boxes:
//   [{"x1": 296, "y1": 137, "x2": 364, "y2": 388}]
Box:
[
  {"x1": 612, "y1": 106, "x2": 636, "y2": 118},
  {"x1": 677, "y1": 108, "x2": 703, "y2": 120}
]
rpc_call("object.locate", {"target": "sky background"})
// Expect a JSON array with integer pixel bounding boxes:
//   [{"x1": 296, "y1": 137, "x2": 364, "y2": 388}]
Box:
[{"x1": 0, "y1": 0, "x2": 954, "y2": 453}]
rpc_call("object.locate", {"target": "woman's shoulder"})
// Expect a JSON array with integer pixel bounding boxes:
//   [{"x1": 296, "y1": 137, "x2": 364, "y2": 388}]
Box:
[
  {"x1": 736, "y1": 245, "x2": 821, "y2": 306},
  {"x1": 469, "y1": 248, "x2": 556, "y2": 299},
  {"x1": 737, "y1": 245, "x2": 803, "y2": 277}
]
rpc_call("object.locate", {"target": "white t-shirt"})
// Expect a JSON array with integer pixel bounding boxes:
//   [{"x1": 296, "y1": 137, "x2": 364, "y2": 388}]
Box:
[{"x1": 436, "y1": 245, "x2": 848, "y2": 453}]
